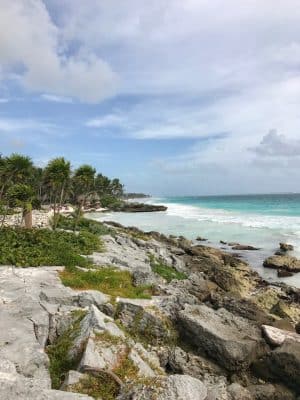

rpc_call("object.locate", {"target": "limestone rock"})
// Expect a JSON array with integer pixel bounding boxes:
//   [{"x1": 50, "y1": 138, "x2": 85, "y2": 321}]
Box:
[
  {"x1": 118, "y1": 374, "x2": 208, "y2": 400},
  {"x1": 178, "y1": 304, "x2": 267, "y2": 371},
  {"x1": 261, "y1": 325, "x2": 300, "y2": 346}
]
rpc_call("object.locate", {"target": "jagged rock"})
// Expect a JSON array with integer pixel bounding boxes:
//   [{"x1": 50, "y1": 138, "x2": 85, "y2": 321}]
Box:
[
  {"x1": 253, "y1": 340, "x2": 300, "y2": 393},
  {"x1": 118, "y1": 374, "x2": 208, "y2": 400},
  {"x1": 78, "y1": 290, "x2": 110, "y2": 309},
  {"x1": 263, "y1": 255, "x2": 300, "y2": 272},
  {"x1": 279, "y1": 243, "x2": 294, "y2": 252},
  {"x1": 178, "y1": 304, "x2": 267, "y2": 371},
  {"x1": 261, "y1": 325, "x2": 300, "y2": 346},
  {"x1": 115, "y1": 299, "x2": 176, "y2": 345}
]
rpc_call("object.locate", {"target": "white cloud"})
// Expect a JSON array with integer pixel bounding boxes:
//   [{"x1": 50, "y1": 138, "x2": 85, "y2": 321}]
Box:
[
  {"x1": 41, "y1": 94, "x2": 73, "y2": 103},
  {"x1": 0, "y1": 0, "x2": 118, "y2": 102},
  {"x1": 86, "y1": 114, "x2": 124, "y2": 128}
]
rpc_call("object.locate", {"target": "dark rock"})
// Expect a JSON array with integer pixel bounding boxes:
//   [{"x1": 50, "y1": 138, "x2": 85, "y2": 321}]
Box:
[
  {"x1": 279, "y1": 243, "x2": 294, "y2": 252},
  {"x1": 113, "y1": 202, "x2": 167, "y2": 212},
  {"x1": 247, "y1": 383, "x2": 296, "y2": 400},
  {"x1": 277, "y1": 269, "x2": 294, "y2": 278},
  {"x1": 196, "y1": 236, "x2": 207, "y2": 241},
  {"x1": 220, "y1": 240, "x2": 227, "y2": 245},
  {"x1": 295, "y1": 322, "x2": 300, "y2": 334},
  {"x1": 231, "y1": 245, "x2": 260, "y2": 250},
  {"x1": 252, "y1": 340, "x2": 300, "y2": 394}
]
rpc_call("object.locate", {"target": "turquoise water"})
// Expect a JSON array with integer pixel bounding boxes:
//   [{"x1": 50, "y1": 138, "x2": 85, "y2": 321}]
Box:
[
  {"x1": 89, "y1": 193, "x2": 300, "y2": 287},
  {"x1": 162, "y1": 194, "x2": 300, "y2": 217}
]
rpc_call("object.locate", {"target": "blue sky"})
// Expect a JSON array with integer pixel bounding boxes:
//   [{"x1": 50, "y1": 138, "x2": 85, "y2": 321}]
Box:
[{"x1": 1, "y1": 0, "x2": 300, "y2": 195}]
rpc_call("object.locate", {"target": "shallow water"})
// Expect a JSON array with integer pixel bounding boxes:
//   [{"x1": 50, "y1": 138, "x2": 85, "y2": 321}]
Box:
[{"x1": 89, "y1": 194, "x2": 300, "y2": 288}]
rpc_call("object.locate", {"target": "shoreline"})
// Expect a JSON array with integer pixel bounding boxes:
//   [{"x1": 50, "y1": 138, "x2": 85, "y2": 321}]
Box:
[{"x1": 88, "y1": 209, "x2": 300, "y2": 289}]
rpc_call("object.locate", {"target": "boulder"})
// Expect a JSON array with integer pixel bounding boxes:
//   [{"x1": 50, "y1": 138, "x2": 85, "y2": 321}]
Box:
[
  {"x1": 227, "y1": 383, "x2": 253, "y2": 400},
  {"x1": 279, "y1": 243, "x2": 294, "y2": 252},
  {"x1": 263, "y1": 255, "x2": 300, "y2": 272},
  {"x1": 118, "y1": 374, "x2": 208, "y2": 400},
  {"x1": 247, "y1": 383, "x2": 296, "y2": 400},
  {"x1": 178, "y1": 304, "x2": 267, "y2": 371},
  {"x1": 252, "y1": 340, "x2": 300, "y2": 393},
  {"x1": 261, "y1": 325, "x2": 300, "y2": 346}
]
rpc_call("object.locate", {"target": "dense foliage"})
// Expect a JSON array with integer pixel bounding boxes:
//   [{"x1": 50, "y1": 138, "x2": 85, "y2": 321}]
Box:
[
  {"x1": 0, "y1": 227, "x2": 102, "y2": 267},
  {"x1": 56, "y1": 214, "x2": 113, "y2": 235}
]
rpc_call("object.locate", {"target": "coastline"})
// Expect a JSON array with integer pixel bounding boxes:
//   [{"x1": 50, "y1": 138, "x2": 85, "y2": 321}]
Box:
[{"x1": 88, "y1": 200, "x2": 300, "y2": 288}]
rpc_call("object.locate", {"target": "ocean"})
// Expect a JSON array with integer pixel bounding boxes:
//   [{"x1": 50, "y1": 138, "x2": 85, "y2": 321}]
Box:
[{"x1": 89, "y1": 193, "x2": 300, "y2": 287}]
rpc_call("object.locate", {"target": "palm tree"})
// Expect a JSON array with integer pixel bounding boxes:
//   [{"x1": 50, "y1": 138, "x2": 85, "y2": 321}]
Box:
[
  {"x1": 43, "y1": 157, "x2": 71, "y2": 228},
  {"x1": 6, "y1": 183, "x2": 35, "y2": 228},
  {"x1": 72, "y1": 165, "x2": 96, "y2": 229},
  {"x1": 0, "y1": 153, "x2": 33, "y2": 200}
]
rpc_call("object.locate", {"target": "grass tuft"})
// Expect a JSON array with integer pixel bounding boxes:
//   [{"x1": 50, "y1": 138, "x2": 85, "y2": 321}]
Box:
[{"x1": 60, "y1": 266, "x2": 153, "y2": 299}]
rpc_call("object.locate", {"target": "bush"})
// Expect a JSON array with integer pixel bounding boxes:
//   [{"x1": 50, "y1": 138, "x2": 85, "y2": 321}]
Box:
[
  {"x1": 56, "y1": 215, "x2": 112, "y2": 236},
  {"x1": 0, "y1": 227, "x2": 102, "y2": 267}
]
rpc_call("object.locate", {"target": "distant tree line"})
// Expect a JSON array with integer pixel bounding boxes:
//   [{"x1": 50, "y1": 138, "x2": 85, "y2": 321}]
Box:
[{"x1": 0, "y1": 153, "x2": 124, "y2": 228}]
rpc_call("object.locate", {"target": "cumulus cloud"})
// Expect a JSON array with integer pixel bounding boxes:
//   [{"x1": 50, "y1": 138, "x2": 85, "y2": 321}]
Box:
[
  {"x1": 0, "y1": 0, "x2": 118, "y2": 102},
  {"x1": 250, "y1": 130, "x2": 300, "y2": 157}
]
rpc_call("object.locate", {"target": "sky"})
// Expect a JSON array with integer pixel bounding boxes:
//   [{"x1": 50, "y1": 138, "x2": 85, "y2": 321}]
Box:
[{"x1": 1, "y1": 0, "x2": 300, "y2": 195}]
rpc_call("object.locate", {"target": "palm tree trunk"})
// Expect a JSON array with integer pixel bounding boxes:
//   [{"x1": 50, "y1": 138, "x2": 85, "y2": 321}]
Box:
[{"x1": 23, "y1": 209, "x2": 32, "y2": 229}]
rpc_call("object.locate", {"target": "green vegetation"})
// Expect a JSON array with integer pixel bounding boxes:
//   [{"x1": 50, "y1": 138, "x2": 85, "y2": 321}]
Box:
[
  {"x1": 0, "y1": 227, "x2": 102, "y2": 267},
  {"x1": 47, "y1": 310, "x2": 87, "y2": 389},
  {"x1": 71, "y1": 351, "x2": 139, "y2": 400},
  {"x1": 149, "y1": 254, "x2": 187, "y2": 282},
  {"x1": 56, "y1": 214, "x2": 113, "y2": 235},
  {"x1": 60, "y1": 266, "x2": 153, "y2": 299},
  {"x1": 0, "y1": 152, "x2": 124, "y2": 228}
]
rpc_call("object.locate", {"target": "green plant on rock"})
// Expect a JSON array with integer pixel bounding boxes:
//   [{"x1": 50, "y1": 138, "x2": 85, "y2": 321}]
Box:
[
  {"x1": 47, "y1": 310, "x2": 87, "y2": 389},
  {"x1": 60, "y1": 266, "x2": 153, "y2": 299},
  {"x1": 149, "y1": 254, "x2": 187, "y2": 283}
]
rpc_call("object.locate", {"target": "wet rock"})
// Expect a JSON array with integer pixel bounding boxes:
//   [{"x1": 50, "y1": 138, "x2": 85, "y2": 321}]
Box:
[
  {"x1": 261, "y1": 325, "x2": 300, "y2": 346},
  {"x1": 277, "y1": 269, "x2": 294, "y2": 277},
  {"x1": 178, "y1": 304, "x2": 267, "y2": 371},
  {"x1": 231, "y1": 245, "x2": 260, "y2": 251},
  {"x1": 114, "y1": 202, "x2": 167, "y2": 212},
  {"x1": 196, "y1": 236, "x2": 207, "y2": 241},
  {"x1": 263, "y1": 255, "x2": 300, "y2": 273},
  {"x1": 279, "y1": 243, "x2": 294, "y2": 252},
  {"x1": 118, "y1": 374, "x2": 208, "y2": 400}
]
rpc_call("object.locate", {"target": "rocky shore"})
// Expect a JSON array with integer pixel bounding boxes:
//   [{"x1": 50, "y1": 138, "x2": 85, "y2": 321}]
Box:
[{"x1": 1, "y1": 222, "x2": 300, "y2": 399}]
